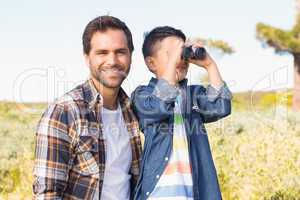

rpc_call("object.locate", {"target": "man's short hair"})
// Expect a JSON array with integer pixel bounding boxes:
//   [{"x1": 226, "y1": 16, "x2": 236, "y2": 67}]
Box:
[
  {"x1": 142, "y1": 26, "x2": 186, "y2": 58},
  {"x1": 82, "y1": 15, "x2": 134, "y2": 54}
]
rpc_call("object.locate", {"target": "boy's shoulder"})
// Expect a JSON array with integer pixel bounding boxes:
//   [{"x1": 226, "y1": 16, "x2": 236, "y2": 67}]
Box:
[
  {"x1": 132, "y1": 82, "x2": 207, "y2": 96},
  {"x1": 132, "y1": 85, "x2": 153, "y2": 94},
  {"x1": 132, "y1": 80, "x2": 157, "y2": 94}
]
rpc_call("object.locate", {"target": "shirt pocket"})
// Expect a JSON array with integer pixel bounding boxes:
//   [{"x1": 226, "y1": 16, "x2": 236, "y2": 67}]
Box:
[{"x1": 74, "y1": 131, "x2": 100, "y2": 178}]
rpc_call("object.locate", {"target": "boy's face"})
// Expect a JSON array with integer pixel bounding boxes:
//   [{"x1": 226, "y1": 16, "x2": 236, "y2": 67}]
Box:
[{"x1": 147, "y1": 36, "x2": 189, "y2": 82}]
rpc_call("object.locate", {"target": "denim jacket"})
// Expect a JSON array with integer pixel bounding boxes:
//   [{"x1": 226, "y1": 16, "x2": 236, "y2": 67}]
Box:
[{"x1": 131, "y1": 77, "x2": 232, "y2": 200}]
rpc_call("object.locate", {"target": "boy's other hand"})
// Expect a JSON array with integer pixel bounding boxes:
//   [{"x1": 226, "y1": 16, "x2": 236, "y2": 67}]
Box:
[
  {"x1": 185, "y1": 41, "x2": 223, "y2": 88},
  {"x1": 186, "y1": 41, "x2": 216, "y2": 69}
]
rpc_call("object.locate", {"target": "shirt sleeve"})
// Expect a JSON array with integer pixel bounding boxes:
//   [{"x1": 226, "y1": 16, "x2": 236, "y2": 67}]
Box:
[
  {"x1": 131, "y1": 79, "x2": 179, "y2": 132},
  {"x1": 33, "y1": 103, "x2": 76, "y2": 199},
  {"x1": 192, "y1": 81, "x2": 232, "y2": 123}
]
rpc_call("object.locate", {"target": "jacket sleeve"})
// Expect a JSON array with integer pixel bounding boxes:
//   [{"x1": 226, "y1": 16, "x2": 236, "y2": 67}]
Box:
[
  {"x1": 131, "y1": 79, "x2": 179, "y2": 131},
  {"x1": 33, "y1": 103, "x2": 75, "y2": 199},
  {"x1": 192, "y1": 82, "x2": 232, "y2": 123}
]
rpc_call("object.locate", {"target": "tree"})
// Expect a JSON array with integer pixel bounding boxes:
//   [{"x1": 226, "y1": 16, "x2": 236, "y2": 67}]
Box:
[
  {"x1": 256, "y1": 1, "x2": 300, "y2": 111},
  {"x1": 189, "y1": 38, "x2": 234, "y2": 55}
]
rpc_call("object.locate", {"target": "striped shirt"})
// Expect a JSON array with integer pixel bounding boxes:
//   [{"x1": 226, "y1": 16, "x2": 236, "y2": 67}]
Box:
[{"x1": 149, "y1": 95, "x2": 193, "y2": 200}]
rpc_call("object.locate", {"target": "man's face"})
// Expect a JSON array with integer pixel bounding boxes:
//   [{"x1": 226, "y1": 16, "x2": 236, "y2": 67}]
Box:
[
  {"x1": 85, "y1": 29, "x2": 131, "y2": 89},
  {"x1": 150, "y1": 36, "x2": 189, "y2": 82}
]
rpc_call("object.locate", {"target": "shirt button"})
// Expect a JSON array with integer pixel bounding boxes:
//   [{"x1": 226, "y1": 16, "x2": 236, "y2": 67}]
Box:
[
  {"x1": 165, "y1": 157, "x2": 169, "y2": 161},
  {"x1": 146, "y1": 192, "x2": 150, "y2": 196},
  {"x1": 156, "y1": 175, "x2": 160, "y2": 179}
]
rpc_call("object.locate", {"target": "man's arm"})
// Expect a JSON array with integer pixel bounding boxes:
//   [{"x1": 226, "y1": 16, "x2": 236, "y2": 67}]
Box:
[{"x1": 33, "y1": 103, "x2": 75, "y2": 199}]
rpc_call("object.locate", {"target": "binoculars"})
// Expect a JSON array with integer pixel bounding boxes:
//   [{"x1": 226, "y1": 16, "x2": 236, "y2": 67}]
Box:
[{"x1": 182, "y1": 46, "x2": 206, "y2": 60}]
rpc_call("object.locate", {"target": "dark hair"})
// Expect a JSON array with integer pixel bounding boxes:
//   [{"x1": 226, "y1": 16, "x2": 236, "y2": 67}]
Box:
[
  {"x1": 142, "y1": 26, "x2": 186, "y2": 58},
  {"x1": 82, "y1": 15, "x2": 134, "y2": 54}
]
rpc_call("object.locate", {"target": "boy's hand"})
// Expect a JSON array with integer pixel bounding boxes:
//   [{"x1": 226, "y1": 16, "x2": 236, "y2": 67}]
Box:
[
  {"x1": 161, "y1": 39, "x2": 184, "y2": 85},
  {"x1": 186, "y1": 41, "x2": 224, "y2": 88},
  {"x1": 187, "y1": 42, "x2": 216, "y2": 69}
]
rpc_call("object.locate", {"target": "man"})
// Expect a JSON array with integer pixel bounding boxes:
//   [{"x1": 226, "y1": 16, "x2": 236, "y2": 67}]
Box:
[{"x1": 33, "y1": 16, "x2": 142, "y2": 200}]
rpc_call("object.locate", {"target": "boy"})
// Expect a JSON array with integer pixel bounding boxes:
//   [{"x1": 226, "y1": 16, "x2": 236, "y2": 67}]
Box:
[{"x1": 131, "y1": 26, "x2": 232, "y2": 200}]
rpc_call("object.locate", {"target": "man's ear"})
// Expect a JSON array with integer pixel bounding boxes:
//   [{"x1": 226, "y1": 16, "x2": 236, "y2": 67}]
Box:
[{"x1": 145, "y1": 56, "x2": 156, "y2": 73}]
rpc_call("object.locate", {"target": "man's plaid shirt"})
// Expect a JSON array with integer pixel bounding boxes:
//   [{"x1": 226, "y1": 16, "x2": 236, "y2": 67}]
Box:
[{"x1": 33, "y1": 79, "x2": 142, "y2": 199}]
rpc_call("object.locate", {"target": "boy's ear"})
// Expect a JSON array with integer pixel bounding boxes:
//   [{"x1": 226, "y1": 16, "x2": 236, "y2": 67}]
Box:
[{"x1": 145, "y1": 56, "x2": 156, "y2": 73}]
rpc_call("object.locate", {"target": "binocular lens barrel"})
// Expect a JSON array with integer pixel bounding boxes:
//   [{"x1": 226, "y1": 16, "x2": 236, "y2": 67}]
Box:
[{"x1": 182, "y1": 46, "x2": 206, "y2": 60}]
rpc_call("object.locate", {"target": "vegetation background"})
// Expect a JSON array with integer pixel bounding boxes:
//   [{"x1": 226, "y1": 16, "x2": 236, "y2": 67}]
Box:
[{"x1": 0, "y1": 90, "x2": 299, "y2": 200}]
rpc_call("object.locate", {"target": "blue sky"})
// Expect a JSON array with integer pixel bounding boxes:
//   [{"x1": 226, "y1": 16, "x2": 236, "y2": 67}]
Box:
[{"x1": 0, "y1": 0, "x2": 296, "y2": 102}]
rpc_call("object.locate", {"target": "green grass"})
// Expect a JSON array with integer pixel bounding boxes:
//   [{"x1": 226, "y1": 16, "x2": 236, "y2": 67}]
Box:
[
  {"x1": 207, "y1": 109, "x2": 300, "y2": 199},
  {"x1": 0, "y1": 90, "x2": 299, "y2": 199},
  {"x1": 0, "y1": 102, "x2": 45, "y2": 200}
]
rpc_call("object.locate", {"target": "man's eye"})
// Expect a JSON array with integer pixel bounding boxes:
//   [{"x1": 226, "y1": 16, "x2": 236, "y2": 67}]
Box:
[
  {"x1": 117, "y1": 50, "x2": 128, "y2": 55},
  {"x1": 95, "y1": 51, "x2": 108, "y2": 55}
]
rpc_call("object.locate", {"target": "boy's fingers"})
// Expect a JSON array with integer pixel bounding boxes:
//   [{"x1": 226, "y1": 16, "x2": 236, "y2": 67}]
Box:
[
  {"x1": 172, "y1": 41, "x2": 184, "y2": 59},
  {"x1": 191, "y1": 42, "x2": 205, "y2": 51}
]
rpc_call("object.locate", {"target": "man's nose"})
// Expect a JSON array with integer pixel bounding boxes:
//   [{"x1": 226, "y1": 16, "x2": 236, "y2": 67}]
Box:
[{"x1": 106, "y1": 53, "x2": 118, "y2": 65}]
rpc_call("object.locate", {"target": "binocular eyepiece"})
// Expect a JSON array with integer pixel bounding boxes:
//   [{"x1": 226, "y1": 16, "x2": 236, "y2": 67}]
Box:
[{"x1": 182, "y1": 46, "x2": 206, "y2": 60}]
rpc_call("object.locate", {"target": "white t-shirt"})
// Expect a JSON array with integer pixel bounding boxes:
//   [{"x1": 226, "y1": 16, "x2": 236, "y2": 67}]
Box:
[{"x1": 100, "y1": 103, "x2": 132, "y2": 200}]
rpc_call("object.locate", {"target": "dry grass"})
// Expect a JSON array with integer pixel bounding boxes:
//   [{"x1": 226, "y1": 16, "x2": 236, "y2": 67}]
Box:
[{"x1": 0, "y1": 91, "x2": 299, "y2": 199}]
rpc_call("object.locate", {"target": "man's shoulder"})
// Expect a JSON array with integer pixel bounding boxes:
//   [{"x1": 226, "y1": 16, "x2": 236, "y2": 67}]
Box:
[
  {"x1": 56, "y1": 81, "x2": 88, "y2": 104},
  {"x1": 65, "y1": 82, "x2": 87, "y2": 102},
  {"x1": 43, "y1": 81, "x2": 88, "y2": 116}
]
